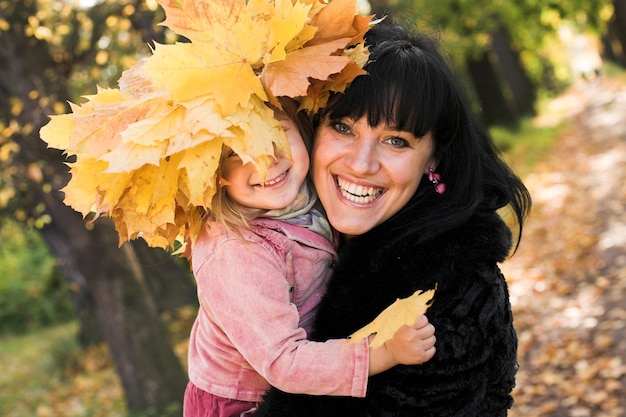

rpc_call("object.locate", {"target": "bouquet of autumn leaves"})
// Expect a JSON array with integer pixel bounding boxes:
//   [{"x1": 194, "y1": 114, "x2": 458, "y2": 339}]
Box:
[{"x1": 40, "y1": 0, "x2": 373, "y2": 250}]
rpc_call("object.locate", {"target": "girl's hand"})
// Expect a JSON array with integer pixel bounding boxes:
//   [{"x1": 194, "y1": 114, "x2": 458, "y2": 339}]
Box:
[
  {"x1": 368, "y1": 315, "x2": 436, "y2": 375},
  {"x1": 383, "y1": 314, "x2": 436, "y2": 365}
]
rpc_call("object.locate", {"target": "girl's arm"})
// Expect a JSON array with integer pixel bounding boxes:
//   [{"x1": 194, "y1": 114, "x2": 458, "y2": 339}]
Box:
[{"x1": 195, "y1": 239, "x2": 434, "y2": 398}]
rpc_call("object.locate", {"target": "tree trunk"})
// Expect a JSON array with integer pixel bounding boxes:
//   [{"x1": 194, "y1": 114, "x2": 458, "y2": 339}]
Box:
[
  {"x1": 81, "y1": 220, "x2": 188, "y2": 415},
  {"x1": 131, "y1": 238, "x2": 198, "y2": 313},
  {"x1": 39, "y1": 191, "x2": 189, "y2": 415},
  {"x1": 490, "y1": 26, "x2": 536, "y2": 117},
  {"x1": 466, "y1": 50, "x2": 519, "y2": 128},
  {"x1": 609, "y1": 0, "x2": 626, "y2": 65},
  {"x1": 1, "y1": 2, "x2": 192, "y2": 414},
  {"x1": 601, "y1": 34, "x2": 618, "y2": 63}
]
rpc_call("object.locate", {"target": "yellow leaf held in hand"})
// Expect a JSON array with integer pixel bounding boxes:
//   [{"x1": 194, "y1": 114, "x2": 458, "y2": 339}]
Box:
[{"x1": 348, "y1": 286, "x2": 437, "y2": 349}]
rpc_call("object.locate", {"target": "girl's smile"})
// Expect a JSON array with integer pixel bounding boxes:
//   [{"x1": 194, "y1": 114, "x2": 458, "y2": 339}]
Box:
[
  {"x1": 260, "y1": 170, "x2": 289, "y2": 187},
  {"x1": 222, "y1": 115, "x2": 309, "y2": 212}
]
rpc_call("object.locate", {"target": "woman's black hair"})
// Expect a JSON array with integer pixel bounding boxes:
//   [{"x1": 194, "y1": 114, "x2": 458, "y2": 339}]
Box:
[{"x1": 320, "y1": 21, "x2": 531, "y2": 250}]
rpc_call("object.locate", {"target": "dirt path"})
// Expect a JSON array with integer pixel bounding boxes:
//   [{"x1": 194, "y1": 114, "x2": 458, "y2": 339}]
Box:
[{"x1": 503, "y1": 77, "x2": 626, "y2": 417}]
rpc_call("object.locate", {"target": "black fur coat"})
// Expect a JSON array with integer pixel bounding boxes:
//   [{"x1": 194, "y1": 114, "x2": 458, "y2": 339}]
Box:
[{"x1": 256, "y1": 210, "x2": 518, "y2": 417}]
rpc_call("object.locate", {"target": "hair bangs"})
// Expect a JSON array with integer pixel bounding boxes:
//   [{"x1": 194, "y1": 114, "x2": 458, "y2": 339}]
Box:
[{"x1": 326, "y1": 41, "x2": 445, "y2": 139}]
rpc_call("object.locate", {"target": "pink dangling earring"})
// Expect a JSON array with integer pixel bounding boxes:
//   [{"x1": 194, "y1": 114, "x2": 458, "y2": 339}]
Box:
[{"x1": 428, "y1": 166, "x2": 446, "y2": 194}]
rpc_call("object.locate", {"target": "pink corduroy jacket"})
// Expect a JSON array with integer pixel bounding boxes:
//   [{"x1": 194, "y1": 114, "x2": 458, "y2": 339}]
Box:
[{"x1": 187, "y1": 218, "x2": 369, "y2": 403}]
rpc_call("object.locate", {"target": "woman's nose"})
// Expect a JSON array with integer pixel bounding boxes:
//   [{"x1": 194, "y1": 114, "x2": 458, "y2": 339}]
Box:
[{"x1": 345, "y1": 139, "x2": 380, "y2": 174}]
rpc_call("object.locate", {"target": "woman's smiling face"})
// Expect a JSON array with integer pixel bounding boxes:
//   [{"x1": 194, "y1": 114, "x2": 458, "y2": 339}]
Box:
[{"x1": 312, "y1": 116, "x2": 436, "y2": 236}]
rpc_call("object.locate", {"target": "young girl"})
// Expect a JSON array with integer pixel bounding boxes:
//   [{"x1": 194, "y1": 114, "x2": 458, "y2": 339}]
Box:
[{"x1": 183, "y1": 98, "x2": 437, "y2": 417}]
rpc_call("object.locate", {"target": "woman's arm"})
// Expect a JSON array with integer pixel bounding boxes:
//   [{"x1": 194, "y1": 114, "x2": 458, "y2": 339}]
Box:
[{"x1": 365, "y1": 264, "x2": 517, "y2": 416}]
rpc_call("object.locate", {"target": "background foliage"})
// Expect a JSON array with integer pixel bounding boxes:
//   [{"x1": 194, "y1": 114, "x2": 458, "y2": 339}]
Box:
[
  {"x1": 1, "y1": 0, "x2": 625, "y2": 415},
  {"x1": 0, "y1": 219, "x2": 73, "y2": 334}
]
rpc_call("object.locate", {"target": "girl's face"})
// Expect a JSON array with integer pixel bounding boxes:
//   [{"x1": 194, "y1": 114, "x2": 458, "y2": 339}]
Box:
[
  {"x1": 312, "y1": 116, "x2": 436, "y2": 237},
  {"x1": 221, "y1": 114, "x2": 309, "y2": 212}
]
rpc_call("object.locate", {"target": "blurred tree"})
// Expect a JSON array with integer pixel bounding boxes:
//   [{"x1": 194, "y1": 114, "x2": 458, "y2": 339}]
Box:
[
  {"x1": 0, "y1": 0, "x2": 196, "y2": 414},
  {"x1": 359, "y1": 0, "x2": 535, "y2": 126},
  {"x1": 607, "y1": 0, "x2": 626, "y2": 64},
  {"x1": 367, "y1": 0, "x2": 392, "y2": 17},
  {"x1": 363, "y1": 0, "x2": 616, "y2": 126}
]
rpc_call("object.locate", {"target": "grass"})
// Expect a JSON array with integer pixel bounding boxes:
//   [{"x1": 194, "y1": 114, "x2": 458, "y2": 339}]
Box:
[
  {"x1": 0, "y1": 305, "x2": 196, "y2": 417},
  {"x1": 0, "y1": 322, "x2": 126, "y2": 417}
]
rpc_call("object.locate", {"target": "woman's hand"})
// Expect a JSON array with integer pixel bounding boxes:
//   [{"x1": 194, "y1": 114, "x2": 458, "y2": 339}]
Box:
[{"x1": 368, "y1": 315, "x2": 436, "y2": 375}]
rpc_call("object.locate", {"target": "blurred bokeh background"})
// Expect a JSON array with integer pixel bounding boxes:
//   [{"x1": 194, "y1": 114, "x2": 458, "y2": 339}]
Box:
[{"x1": 1, "y1": 0, "x2": 625, "y2": 416}]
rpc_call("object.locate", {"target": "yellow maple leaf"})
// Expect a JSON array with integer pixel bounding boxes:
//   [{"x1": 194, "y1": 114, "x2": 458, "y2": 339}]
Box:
[
  {"x1": 100, "y1": 103, "x2": 184, "y2": 173},
  {"x1": 223, "y1": 96, "x2": 290, "y2": 173},
  {"x1": 177, "y1": 139, "x2": 223, "y2": 207},
  {"x1": 61, "y1": 156, "x2": 111, "y2": 216},
  {"x1": 114, "y1": 164, "x2": 179, "y2": 239},
  {"x1": 178, "y1": 97, "x2": 233, "y2": 142},
  {"x1": 69, "y1": 90, "x2": 165, "y2": 158},
  {"x1": 144, "y1": 41, "x2": 267, "y2": 114},
  {"x1": 259, "y1": 0, "x2": 312, "y2": 64},
  {"x1": 39, "y1": 0, "x2": 375, "y2": 251},
  {"x1": 39, "y1": 114, "x2": 74, "y2": 152},
  {"x1": 145, "y1": 0, "x2": 309, "y2": 113},
  {"x1": 347, "y1": 286, "x2": 437, "y2": 349}
]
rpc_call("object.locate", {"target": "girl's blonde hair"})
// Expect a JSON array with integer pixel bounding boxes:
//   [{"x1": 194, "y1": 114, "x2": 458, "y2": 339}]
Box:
[{"x1": 208, "y1": 97, "x2": 314, "y2": 230}]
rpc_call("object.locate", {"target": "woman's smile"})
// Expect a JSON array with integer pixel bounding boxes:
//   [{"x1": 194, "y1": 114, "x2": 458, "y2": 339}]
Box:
[
  {"x1": 312, "y1": 116, "x2": 435, "y2": 236},
  {"x1": 335, "y1": 175, "x2": 384, "y2": 205}
]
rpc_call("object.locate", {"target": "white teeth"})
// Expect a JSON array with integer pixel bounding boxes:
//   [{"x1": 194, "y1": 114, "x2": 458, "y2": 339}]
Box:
[
  {"x1": 263, "y1": 171, "x2": 287, "y2": 186},
  {"x1": 336, "y1": 177, "x2": 383, "y2": 204}
]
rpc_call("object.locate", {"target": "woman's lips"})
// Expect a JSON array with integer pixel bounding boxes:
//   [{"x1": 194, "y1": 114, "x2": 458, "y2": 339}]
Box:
[{"x1": 336, "y1": 175, "x2": 384, "y2": 204}]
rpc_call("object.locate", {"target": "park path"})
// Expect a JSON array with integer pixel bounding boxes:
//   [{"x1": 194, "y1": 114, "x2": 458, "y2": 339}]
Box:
[{"x1": 502, "y1": 75, "x2": 626, "y2": 417}]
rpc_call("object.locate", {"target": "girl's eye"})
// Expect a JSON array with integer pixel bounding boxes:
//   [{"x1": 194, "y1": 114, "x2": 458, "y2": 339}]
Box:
[
  {"x1": 385, "y1": 136, "x2": 412, "y2": 148},
  {"x1": 331, "y1": 121, "x2": 352, "y2": 135}
]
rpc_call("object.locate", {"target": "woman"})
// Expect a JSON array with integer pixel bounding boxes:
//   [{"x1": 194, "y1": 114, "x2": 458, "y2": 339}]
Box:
[{"x1": 255, "y1": 21, "x2": 531, "y2": 417}]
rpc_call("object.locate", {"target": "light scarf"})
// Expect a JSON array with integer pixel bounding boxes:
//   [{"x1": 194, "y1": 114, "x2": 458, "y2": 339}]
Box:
[{"x1": 263, "y1": 182, "x2": 333, "y2": 243}]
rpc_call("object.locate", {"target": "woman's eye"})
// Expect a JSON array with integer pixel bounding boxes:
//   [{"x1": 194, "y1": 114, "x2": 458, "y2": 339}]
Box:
[
  {"x1": 385, "y1": 136, "x2": 411, "y2": 148},
  {"x1": 331, "y1": 121, "x2": 352, "y2": 135}
]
